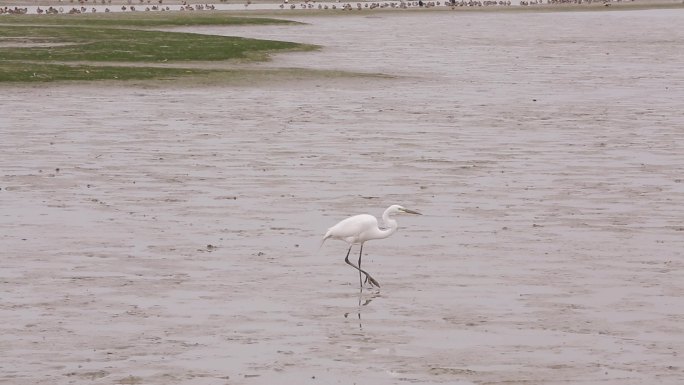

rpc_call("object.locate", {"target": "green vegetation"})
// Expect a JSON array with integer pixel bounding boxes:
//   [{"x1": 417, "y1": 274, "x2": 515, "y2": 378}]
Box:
[
  {"x1": 0, "y1": 61, "x2": 213, "y2": 82},
  {"x1": 0, "y1": 25, "x2": 306, "y2": 62},
  {"x1": 0, "y1": 13, "x2": 318, "y2": 83}
]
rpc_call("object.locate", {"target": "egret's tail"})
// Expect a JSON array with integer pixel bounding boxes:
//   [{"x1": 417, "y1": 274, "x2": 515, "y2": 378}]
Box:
[{"x1": 319, "y1": 231, "x2": 332, "y2": 250}]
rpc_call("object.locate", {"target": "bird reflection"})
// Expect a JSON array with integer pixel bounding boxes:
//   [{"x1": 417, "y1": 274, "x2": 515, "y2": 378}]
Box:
[{"x1": 344, "y1": 289, "x2": 380, "y2": 330}]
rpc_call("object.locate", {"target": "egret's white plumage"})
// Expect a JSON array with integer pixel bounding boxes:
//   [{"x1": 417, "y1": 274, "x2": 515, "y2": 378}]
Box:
[
  {"x1": 323, "y1": 214, "x2": 384, "y2": 244},
  {"x1": 321, "y1": 204, "x2": 421, "y2": 289}
]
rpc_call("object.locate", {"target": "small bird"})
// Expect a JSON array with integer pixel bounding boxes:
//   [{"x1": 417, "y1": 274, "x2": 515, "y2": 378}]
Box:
[{"x1": 321, "y1": 205, "x2": 421, "y2": 289}]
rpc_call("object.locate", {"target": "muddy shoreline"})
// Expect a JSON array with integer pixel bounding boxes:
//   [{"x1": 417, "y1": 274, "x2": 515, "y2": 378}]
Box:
[{"x1": 2, "y1": 8, "x2": 684, "y2": 385}]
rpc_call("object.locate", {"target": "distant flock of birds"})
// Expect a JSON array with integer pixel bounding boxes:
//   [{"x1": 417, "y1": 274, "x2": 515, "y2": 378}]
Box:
[
  {"x1": 277, "y1": 0, "x2": 511, "y2": 10},
  {"x1": 0, "y1": 0, "x2": 634, "y2": 15},
  {"x1": 519, "y1": 0, "x2": 627, "y2": 5}
]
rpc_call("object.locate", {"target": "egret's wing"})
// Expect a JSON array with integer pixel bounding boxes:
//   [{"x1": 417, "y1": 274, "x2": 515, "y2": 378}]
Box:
[{"x1": 326, "y1": 214, "x2": 378, "y2": 240}]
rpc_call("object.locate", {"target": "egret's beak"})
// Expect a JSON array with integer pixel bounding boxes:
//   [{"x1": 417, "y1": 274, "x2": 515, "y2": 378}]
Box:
[{"x1": 399, "y1": 208, "x2": 422, "y2": 215}]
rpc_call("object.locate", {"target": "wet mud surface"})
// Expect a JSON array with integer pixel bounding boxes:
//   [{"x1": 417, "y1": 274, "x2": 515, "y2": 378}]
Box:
[{"x1": 1, "y1": 9, "x2": 684, "y2": 385}]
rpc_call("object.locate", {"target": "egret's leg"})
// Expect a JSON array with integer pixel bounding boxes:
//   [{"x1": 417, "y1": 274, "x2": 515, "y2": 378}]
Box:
[
  {"x1": 360, "y1": 244, "x2": 381, "y2": 288},
  {"x1": 358, "y1": 244, "x2": 380, "y2": 288},
  {"x1": 343, "y1": 245, "x2": 362, "y2": 290},
  {"x1": 344, "y1": 245, "x2": 353, "y2": 263},
  {"x1": 358, "y1": 243, "x2": 368, "y2": 287},
  {"x1": 358, "y1": 243, "x2": 364, "y2": 289},
  {"x1": 344, "y1": 246, "x2": 380, "y2": 288}
]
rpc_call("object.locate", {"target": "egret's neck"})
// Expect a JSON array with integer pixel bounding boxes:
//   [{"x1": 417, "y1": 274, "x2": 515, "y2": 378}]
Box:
[{"x1": 378, "y1": 207, "x2": 398, "y2": 239}]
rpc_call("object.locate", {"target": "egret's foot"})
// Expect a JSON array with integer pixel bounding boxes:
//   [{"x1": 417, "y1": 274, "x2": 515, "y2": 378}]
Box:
[{"x1": 364, "y1": 275, "x2": 381, "y2": 288}]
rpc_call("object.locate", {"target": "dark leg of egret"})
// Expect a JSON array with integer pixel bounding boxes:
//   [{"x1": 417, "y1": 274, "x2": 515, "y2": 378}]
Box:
[
  {"x1": 358, "y1": 244, "x2": 364, "y2": 289},
  {"x1": 344, "y1": 246, "x2": 380, "y2": 289},
  {"x1": 359, "y1": 244, "x2": 379, "y2": 288}
]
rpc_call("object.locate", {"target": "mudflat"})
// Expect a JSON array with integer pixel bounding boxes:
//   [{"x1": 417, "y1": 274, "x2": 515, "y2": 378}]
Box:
[{"x1": 1, "y1": 8, "x2": 683, "y2": 385}]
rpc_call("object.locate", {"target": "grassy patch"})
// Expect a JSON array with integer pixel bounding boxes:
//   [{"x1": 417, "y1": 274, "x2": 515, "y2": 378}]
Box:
[
  {"x1": 0, "y1": 13, "x2": 318, "y2": 83},
  {"x1": 0, "y1": 25, "x2": 309, "y2": 62},
  {"x1": 0, "y1": 61, "x2": 212, "y2": 82}
]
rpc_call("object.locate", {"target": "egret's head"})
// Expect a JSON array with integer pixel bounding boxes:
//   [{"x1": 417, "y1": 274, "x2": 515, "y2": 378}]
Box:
[{"x1": 391, "y1": 205, "x2": 422, "y2": 215}]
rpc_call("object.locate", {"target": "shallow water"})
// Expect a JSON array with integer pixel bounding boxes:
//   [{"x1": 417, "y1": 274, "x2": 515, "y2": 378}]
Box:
[{"x1": 1, "y1": 8, "x2": 684, "y2": 385}]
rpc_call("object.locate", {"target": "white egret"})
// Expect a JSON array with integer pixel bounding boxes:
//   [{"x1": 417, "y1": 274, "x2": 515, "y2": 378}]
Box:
[{"x1": 321, "y1": 204, "x2": 422, "y2": 289}]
